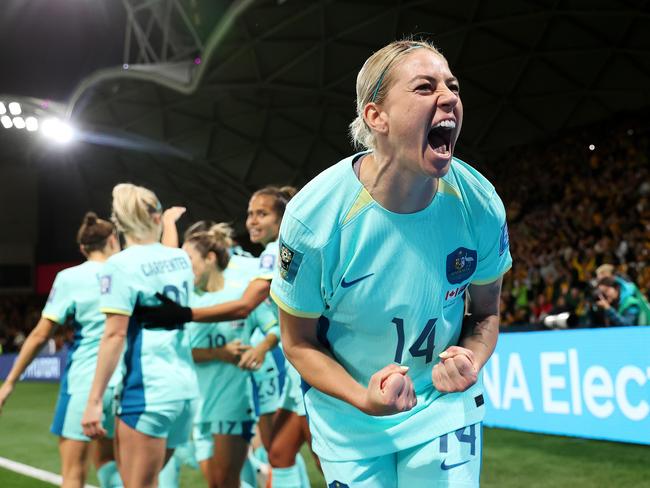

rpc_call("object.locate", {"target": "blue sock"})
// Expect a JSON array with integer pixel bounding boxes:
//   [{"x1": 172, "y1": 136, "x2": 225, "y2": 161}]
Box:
[
  {"x1": 158, "y1": 455, "x2": 180, "y2": 488},
  {"x1": 295, "y1": 453, "x2": 310, "y2": 488},
  {"x1": 272, "y1": 465, "x2": 302, "y2": 488},
  {"x1": 96, "y1": 461, "x2": 123, "y2": 488}
]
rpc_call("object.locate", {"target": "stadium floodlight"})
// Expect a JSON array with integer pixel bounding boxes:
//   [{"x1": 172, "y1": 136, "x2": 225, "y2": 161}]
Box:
[
  {"x1": 13, "y1": 116, "x2": 26, "y2": 129},
  {"x1": 41, "y1": 117, "x2": 74, "y2": 144},
  {"x1": 8, "y1": 102, "x2": 21, "y2": 115},
  {"x1": 25, "y1": 116, "x2": 38, "y2": 132},
  {"x1": 1, "y1": 115, "x2": 12, "y2": 129},
  {"x1": 588, "y1": 144, "x2": 595, "y2": 151},
  {"x1": 0, "y1": 102, "x2": 5, "y2": 115}
]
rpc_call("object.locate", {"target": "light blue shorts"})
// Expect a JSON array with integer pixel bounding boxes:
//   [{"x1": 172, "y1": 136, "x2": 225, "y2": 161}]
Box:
[
  {"x1": 321, "y1": 423, "x2": 483, "y2": 488},
  {"x1": 193, "y1": 420, "x2": 255, "y2": 462},
  {"x1": 250, "y1": 346, "x2": 286, "y2": 416},
  {"x1": 280, "y1": 363, "x2": 305, "y2": 416},
  {"x1": 118, "y1": 399, "x2": 196, "y2": 449},
  {"x1": 51, "y1": 387, "x2": 117, "y2": 441}
]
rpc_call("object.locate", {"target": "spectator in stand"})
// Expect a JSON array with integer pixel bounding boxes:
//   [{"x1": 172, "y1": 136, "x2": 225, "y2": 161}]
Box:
[
  {"x1": 496, "y1": 114, "x2": 650, "y2": 328},
  {"x1": 595, "y1": 277, "x2": 648, "y2": 326},
  {"x1": 530, "y1": 293, "x2": 553, "y2": 324}
]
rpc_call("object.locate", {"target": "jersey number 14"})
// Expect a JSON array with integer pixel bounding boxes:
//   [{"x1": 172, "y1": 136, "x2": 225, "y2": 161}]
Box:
[{"x1": 390, "y1": 317, "x2": 437, "y2": 364}]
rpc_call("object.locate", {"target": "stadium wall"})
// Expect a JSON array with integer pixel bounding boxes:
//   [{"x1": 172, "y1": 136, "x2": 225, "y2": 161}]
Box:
[
  {"x1": 0, "y1": 352, "x2": 64, "y2": 382},
  {"x1": 483, "y1": 327, "x2": 650, "y2": 445}
]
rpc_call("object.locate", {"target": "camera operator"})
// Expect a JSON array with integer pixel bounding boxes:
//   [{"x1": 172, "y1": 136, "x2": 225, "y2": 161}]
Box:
[
  {"x1": 595, "y1": 277, "x2": 643, "y2": 326},
  {"x1": 595, "y1": 264, "x2": 637, "y2": 303}
]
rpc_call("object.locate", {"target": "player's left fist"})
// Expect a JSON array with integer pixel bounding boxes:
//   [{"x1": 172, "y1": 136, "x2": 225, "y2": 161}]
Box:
[{"x1": 432, "y1": 346, "x2": 477, "y2": 393}]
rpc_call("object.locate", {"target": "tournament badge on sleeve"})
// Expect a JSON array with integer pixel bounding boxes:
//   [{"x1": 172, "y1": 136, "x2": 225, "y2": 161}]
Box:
[
  {"x1": 99, "y1": 275, "x2": 113, "y2": 294},
  {"x1": 278, "y1": 239, "x2": 303, "y2": 285}
]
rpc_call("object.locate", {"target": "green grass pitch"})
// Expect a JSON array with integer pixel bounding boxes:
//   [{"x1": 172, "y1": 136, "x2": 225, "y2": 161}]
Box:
[{"x1": 0, "y1": 382, "x2": 648, "y2": 487}]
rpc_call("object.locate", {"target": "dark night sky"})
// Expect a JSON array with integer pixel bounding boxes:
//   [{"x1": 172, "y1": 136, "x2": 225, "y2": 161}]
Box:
[{"x1": 0, "y1": 0, "x2": 125, "y2": 101}]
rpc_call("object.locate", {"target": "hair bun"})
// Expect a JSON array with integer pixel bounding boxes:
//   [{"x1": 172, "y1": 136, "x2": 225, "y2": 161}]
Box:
[
  {"x1": 83, "y1": 212, "x2": 98, "y2": 227},
  {"x1": 279, "y1": 186, "x2": 297, "y2": 200}
]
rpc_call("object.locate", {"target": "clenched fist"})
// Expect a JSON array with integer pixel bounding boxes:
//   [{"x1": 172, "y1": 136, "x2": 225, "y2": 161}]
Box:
[
  {"x1": 432, "y1": 346, "x2": 477, "y2": 393},
  {"x1": 361, "y1": 364, "x2": 417, "y2": 416}
]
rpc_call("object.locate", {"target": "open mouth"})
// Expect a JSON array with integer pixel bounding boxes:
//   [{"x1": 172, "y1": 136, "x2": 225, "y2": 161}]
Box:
[{"x1": 428, "y1": 119, "x2": 456, "y2": 156}]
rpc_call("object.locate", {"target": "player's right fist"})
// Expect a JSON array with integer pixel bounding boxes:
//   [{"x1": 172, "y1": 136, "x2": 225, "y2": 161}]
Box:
[{"x1": 361, "y1": 364, "x2": 417, "y2": 416}]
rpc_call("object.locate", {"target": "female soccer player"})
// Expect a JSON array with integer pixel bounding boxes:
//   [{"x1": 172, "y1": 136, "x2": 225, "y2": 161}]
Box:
[
  {"x1": 182, "y1": 223, "x2": 277, "y2": 488},
  {"x1": 270, "y1": 39, "x2": 512, "y2": 487},
  {"x1": 138, "y1": 186, "x2": 314, "y2": 487},
  {"x1": 81, "y1": 183, "x2": 198, "y2": 488},
  {"x1": 0, "y1": 212, "x2": 123, "y2": 488}
]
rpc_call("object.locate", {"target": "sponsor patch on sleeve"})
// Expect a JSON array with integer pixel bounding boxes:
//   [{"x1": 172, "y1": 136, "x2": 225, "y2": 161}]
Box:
[
  {"x1": 99, "y1": 275, "x2": 112, "y2": 295},
  {"x1": 499, "y1": 222, "x2": 510, "y2": 256},
  {"x1": 278, "y1": 239, "x2": 303, "y2": 285}
]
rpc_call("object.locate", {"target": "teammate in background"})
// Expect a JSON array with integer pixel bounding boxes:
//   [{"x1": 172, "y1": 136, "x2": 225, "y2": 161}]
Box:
[
  {"x1": 81, "y1": 183, "x2": 198, "y2": 488},
  {"x1": 161, "y1": 211, "x2": 285, "y2": 458},
  {"x1": 183, "y1": 224, "x2": 277, "y2": 487},
  {"x1": 270, "y1": 39, "x2": 512, "y2": 487},
  {"x1": 137, "y1": 186, "x2": 315, "y2": 487},
  {"x1": 0, "y1": 212, "x2": 123, "y2": 488}
]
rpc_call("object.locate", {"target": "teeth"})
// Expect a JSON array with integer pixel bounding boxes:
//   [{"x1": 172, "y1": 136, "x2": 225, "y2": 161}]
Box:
[{"x1": 433, "y1": 119, "x2": 456, "y2": 130}]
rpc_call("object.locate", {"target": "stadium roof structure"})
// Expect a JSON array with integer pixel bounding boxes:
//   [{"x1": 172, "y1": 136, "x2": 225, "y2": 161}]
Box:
[{"x1": 2, "y1": 0, "x2": 650, "y2": 259}]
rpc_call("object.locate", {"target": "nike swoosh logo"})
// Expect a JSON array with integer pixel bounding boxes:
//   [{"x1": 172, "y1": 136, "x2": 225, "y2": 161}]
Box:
[
  {"x1": 440, "y1": 459, "x2": 470, "y2": 471},
  {"x1": 340, "y1": 273, "x2": 374, "y2": 288}
]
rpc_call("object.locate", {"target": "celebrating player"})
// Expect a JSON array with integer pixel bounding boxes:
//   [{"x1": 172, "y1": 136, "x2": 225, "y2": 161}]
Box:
[
  {"x1": 270, "y1": 39, "x2": 512, "y2": 487},
  {"x1": 81, "y1": 183, "x2": 198, "y2": 488},
  {"x1": 182, "y1": 223, "x2": 278, "y2": 487},
  {"x1": 0, "y1": 212, "x2": 123, "y2": 488}
]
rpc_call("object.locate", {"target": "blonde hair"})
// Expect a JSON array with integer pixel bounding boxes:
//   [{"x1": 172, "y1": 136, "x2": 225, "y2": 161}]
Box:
[
  {"x1": 185, "y1": 222, "x2": 233, "y2": 272},
  {"x1": 349, "y1": 39, "x2": 443, "y2": 150},
  {"x1": 111, "y1": 183, "x2": 162, "y2": 242}
]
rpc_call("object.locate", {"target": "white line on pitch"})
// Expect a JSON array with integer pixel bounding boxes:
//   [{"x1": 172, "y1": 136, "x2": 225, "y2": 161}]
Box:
[{"x1": 0, "y1": 456, "x2": 98, "y2": 487}]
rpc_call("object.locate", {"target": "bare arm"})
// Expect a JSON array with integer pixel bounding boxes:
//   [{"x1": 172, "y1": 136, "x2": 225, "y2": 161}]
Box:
[
  {"x1": 192, "y1": 279, "x2": 270, "y2": 322},
  {"x1": 238, "y1": 332, "x2": 279, "y2": 370},
  {"x1": 192, "y1": 340, "x2": 251, "y2": 364},
  {"x1": 432, "y1": 277, "x2": 503, "y2": 392},
  {"x1": 460, "y1": 277, "x2": 503, "y2": 369},
  {"x1": 160, "y1": 206, "x2": 186, "y2": 248},
  {"x1": 0, "y1": 317, "x2": 57, "y2": 412},
  {"x1": 280, "y1": 309, "x2": 416, "y2": 416},
  {"x1": 82, "y1": 314, "x2": 128, "y2": 437}
]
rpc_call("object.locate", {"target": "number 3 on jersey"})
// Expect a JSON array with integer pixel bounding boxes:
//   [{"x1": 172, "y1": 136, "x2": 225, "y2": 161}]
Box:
[{"x1": 390, "y1": 317, "x2": 437, "y2": 364}]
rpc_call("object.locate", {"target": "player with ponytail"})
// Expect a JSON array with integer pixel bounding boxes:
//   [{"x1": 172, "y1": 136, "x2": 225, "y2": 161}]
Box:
[
  {"x1": 0, "y1": 212, "x2": 123, "y2": 488},
  {"x1": 82, "y1": 183, "x2": 198, "y2": 488}
]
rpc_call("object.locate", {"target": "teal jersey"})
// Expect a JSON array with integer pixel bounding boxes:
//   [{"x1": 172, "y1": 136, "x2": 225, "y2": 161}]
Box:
[
  {"x1": 256, "y1": 240, "x2": 281, "y2": 322},
  {"x1": 270, "y1": 153, "x2": 512, "y2": 461},
  {"x1": 99, "y1": 243, "x2": 198, "y2": 407},
  {"x1": 42, "y1": 261, "x2": 121, "y2": 394},
  {"x1": 224, "y1": 253, "x2": 260, "y2": 288},
  {"x1": 187, "y1": 281, "x2": 277, "y2": 424},
  {"x1": 258, "y1": 240, "x2": 278, "y2": 281}
]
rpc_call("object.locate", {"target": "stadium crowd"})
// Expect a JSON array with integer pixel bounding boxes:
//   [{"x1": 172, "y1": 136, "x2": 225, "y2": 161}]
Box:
[
  {"x1": 0, "y1": 295, "x2": 47, "y2": 354},
  {"x1": 495, "y1": 116, "x2": 650, "y2": 327}
]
